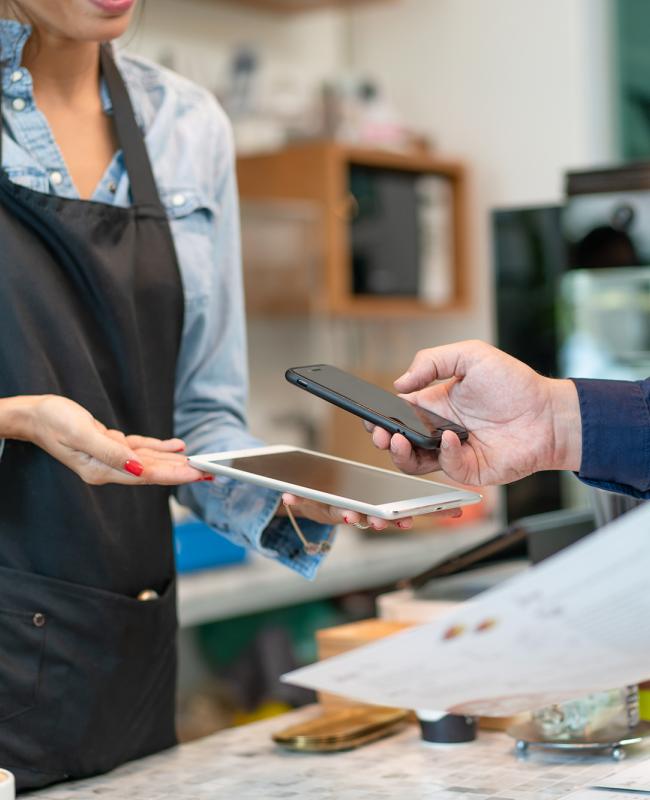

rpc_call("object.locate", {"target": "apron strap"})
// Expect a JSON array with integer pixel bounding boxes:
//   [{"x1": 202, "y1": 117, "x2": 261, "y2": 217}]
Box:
[
  {"x1": 99, "y1": 44, "x2": 162, "y2": 209},
  {"x1": 0, "y1": 46, "x2": 163, "y2": 209}
]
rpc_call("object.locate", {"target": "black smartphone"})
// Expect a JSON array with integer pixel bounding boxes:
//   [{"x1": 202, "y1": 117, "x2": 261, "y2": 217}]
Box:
[{"x1": 285, "y1": 364, "x2": 468, "y2": 450}]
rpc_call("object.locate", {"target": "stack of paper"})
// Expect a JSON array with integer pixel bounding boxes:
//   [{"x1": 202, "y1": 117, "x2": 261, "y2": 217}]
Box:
[{"x1": 284, "y1": 502, "x2": 650, "y2": 716}]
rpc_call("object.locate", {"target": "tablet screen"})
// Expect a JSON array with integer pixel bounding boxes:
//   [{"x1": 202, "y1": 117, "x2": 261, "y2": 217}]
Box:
[{"x1": 209, "y1": 451, "x2": 454, "y2": 506}]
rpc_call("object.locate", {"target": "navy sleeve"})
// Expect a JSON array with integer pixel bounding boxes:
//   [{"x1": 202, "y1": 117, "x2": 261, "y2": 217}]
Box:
[{"x1": 571, "y1": 377, "x2": 650, "y2": 498}]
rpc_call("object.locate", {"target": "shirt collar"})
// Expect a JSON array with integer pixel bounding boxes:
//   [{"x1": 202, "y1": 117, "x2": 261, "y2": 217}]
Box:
[
  {"x1": 0, "y1": 20, "x2": 113, "y2": 115},
  {"x1": 0, "y1": 19, "x2": 31, "y2": 77}
]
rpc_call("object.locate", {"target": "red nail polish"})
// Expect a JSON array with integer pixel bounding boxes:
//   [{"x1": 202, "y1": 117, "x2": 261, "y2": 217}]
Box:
[
  {"x1": 202, "y1": 475, "x2": 214, "y2": 481},
  {"x1": 124, "y1": 460, "x2": 143, "y2": 477},
  {"x1": 344, "y1": 515, "x2": 349, "y2": 524},
  {"x1": 174, "y1": 445, "x2": 186, "y2": 452}
]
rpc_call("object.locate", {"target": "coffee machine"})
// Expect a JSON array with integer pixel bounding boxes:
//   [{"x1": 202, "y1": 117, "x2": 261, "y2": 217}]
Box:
[{"x1": 561, "y1": 164, "x2": 650, "y2": 382}]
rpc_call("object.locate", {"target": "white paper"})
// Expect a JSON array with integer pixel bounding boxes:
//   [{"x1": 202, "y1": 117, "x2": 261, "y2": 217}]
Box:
[
  {"x1": 560, "y1": 792, "x2": 643, "y2": 800},
  {"x1": 284, "y1": 502, "x2": 650, "y2": 715},
  {"x1": 596, "y1": 759, "x2": 650, "y2": 792}
]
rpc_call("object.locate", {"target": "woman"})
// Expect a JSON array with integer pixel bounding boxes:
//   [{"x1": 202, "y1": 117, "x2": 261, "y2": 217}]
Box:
[{"x1": 0, "y1": 0, "x2": 431, "y2": 791}]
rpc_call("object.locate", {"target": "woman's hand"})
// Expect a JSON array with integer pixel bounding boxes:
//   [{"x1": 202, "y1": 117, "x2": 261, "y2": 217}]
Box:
[
  {"x1": 279, "y1": 493, "x2": 410, "y2": 531},
  {"x1": 279, "y1": 493, "x2": 462, "y2": 531},
  {"x1": 368, "y1": 340, "x2": 582, "y2": 486},
  {"x1": 0, "y1": 394, "x2": 210, "y2": 485}
]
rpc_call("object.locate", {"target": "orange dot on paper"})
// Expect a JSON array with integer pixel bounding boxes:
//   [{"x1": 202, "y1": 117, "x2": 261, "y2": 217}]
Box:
[
  {"x1": 475, "y1": 618, "x2": 498, "y2": 633},
  {"x1": 442, "y1": 624, "x2": 465, "y2": 641}
]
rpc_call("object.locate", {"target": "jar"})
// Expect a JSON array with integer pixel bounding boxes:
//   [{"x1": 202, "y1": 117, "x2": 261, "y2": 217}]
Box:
[{"x1": 532, "y1": 686, "x2": 639, "y2": 740}]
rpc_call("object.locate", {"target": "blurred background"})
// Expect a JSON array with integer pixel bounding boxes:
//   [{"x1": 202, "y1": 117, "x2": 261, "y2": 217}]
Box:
[{"x1": 122, "y1": 0, "x2": 650, "y2": 738}]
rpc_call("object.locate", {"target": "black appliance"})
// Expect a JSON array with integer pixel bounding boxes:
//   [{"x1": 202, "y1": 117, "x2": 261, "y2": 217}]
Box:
[
  {"x1": 565, "y1": 162, "x2": 650, "y2": 269},
  {"x1": 349, "y1": 165, "x2": 421, "y2": 296},
  {"x1": 491, "y1": 205, "x2": 566, "y2": 522}
]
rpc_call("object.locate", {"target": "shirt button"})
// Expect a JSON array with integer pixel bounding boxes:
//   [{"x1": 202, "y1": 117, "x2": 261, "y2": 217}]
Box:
[
  {"x1": 33, "y1": 612, "x2": 46, "y2": 628},
  {"x1": 10, "y1": 70, "x2": 23, "y2": 83},
  {"x1": 108, "y1": 181, "x2": 117, "y2": 194},
  {"x1": 50, "y1": 171, "x2": 63, "y2": 186},
  {"x1": 172, "y1": 193, "x2": 186, "y2": 207},
  {"x1": 12, "y1": 97, "x2": 26, "y2": 112}
]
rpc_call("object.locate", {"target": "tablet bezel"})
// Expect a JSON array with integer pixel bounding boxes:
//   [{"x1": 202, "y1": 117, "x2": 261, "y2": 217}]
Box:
[{"x1": 189, "y1": 445, "x2": 481, "y2": 520}]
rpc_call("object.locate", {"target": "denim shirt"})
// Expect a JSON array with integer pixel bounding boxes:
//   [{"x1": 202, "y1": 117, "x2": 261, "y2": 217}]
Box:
[{"x1": 0, "y1": 20, "x2": 330, "y2": 578}]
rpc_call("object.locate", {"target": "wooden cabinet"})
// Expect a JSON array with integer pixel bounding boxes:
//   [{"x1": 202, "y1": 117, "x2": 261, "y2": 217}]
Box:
[{"x1": 237, "y1": 141, "x2": 468, "y2": 317}]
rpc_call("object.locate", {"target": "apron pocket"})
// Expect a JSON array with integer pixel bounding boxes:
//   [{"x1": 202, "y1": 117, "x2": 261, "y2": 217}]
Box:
[
  {"x1": 0, "y1": 566, "x2": 178, "y2": 787},
  {"x1": 0, "y1": 607, "x2": 46, "y2": 723}
]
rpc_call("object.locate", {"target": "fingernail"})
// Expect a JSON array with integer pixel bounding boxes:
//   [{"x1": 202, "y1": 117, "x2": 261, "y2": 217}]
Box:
[
  {"x1": 201, "y1": 475, "x2": 214, "y2": 482},
  {"x1": 174, "y1": 445, "x2": 186, "y2": 452},
  {"x1": 124, "y1": 460, "x2": 144, "y2": 477},
  {"x1": 441, "y1": 436, "x2": 449, "y2": 450},
  {"x1": 343, "y1": 515, "x2": 350, "y2": 524},
  {"x1": 395, "y1": 371, "x2": 410, "y2": 383}
]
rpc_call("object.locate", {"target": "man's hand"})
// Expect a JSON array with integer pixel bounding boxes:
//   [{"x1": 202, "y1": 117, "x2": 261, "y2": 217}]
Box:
[{"x1": 368, "y1": 340, "x2": 582, "y2": 486}]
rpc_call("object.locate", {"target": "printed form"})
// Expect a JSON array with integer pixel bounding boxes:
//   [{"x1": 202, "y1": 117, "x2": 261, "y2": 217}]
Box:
[{"x1": 284, "y1": 503, "x2": 650, "y2": 716}]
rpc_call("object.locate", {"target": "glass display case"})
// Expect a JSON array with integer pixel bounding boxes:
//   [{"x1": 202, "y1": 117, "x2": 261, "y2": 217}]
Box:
[{"x1": 558, "y1": 266, "x2": 650, "y2": 381}]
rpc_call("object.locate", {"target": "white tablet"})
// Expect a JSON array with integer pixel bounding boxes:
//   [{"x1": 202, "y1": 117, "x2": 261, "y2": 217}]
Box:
[{"x1": 189, "y1": 445, "x2": 481, "y2": 520}]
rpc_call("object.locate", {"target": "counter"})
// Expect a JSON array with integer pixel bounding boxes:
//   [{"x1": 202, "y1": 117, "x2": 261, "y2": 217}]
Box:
[
  {"x1": 31, "y1": 707, "x2": 649, "y2": 799},
  {"x1": 177, "y1": 519, "x2": 499, "y2": 627}
]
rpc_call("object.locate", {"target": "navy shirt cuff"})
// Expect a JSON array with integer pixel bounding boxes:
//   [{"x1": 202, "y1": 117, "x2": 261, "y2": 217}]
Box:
[{"x1": 572, "y1": 377, "x2": 650, "y2": 496}]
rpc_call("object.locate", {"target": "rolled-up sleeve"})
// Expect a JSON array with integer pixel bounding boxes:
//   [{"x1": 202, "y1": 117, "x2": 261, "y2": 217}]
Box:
[
  {"x1": 173, "y1": 102, "x2": 331, "y2": 580},
  {"x1": 572, "y1": 377, "x2": 650, "y2": 498}
]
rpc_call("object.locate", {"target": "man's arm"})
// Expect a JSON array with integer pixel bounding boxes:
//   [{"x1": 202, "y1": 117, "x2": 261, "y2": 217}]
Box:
[
  {"x1": 369, "y1": 340, "x2": 650, "y2": 498},
  {"x1": 573, "y1": 378, "x2": 650, "y2": 497}
]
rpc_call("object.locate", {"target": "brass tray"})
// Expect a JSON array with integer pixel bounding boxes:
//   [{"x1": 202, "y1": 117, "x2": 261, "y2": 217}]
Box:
[{"x1": 272, "y1": 706, "x2": 409, "y2": 752}]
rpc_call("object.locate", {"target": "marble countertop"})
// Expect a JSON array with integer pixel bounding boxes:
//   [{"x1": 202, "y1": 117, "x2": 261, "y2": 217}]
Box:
[{"x1": 30, "y1": 707, "x2": 650, "y2": 800}]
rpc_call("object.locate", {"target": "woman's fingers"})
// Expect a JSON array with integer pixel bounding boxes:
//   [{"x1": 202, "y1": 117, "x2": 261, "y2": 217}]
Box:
[
  {"x1": 282, "y1": 493, "x2": 361, "y2": 526},
  {"x1": 105, "y1": 429, "x2": 186, "y2": 453},
  {"x1": 366, "y1": 515, "x2": 389, "y2": 531},
  {"x1": 67, "y1": 423, "x2": 144, "y2": 477},
  {"x1": 128, "y1": 447, "x2": 191, "y2": 464},
  {"x1": 29, "y1": 396, "x2": 200, "y2": 486},
  {"x1": 126, "y1": 435, "x2": 186, "y2": 452},
  {"x1": 135, "y1": 454, "x2": 209, "y2": 485},
  {"x1": 56, "y1": 439, "x2": 207, "y2": 486},
  {"x1": 281, "y1": 494, "x2": 416, "y2": 532}
]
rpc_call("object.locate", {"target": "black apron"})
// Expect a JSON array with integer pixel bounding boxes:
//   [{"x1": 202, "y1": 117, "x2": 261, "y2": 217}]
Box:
[{"x1": 0, "y1": 46, "x2": 184, "y2": 792}]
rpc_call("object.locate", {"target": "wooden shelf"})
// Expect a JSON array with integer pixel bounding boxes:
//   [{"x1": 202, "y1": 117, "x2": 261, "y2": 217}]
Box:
[
  {"x1": 237, "y1": 140, "x2": 469, "y2": 317},
  {"x1": 224, "y1": 0, "x2": 394, "y2": 13}
]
